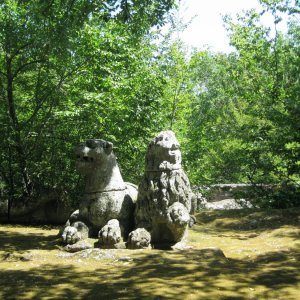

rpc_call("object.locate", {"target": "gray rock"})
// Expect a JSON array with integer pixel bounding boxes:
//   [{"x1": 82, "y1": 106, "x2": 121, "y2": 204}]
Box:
[
  {"x1": 61, "y1": 138, "x2": 137, "y2": 246},
  {"x1": 194, "y1": 192, "x2": 208, "y2": 210},
  {"x1": 171, "y1": 242, "x2": 193, "y2": 251},
  {"x1": 61, "y1": 226, "x2": 80, "y2": 244},
  {"x1": 98, "y1": 219, "x2": 122, "y2": 247},
  {"x1": 168, "y1": 202, "x2": 190, "y2": 226},
  {"x1": 69, "y1": 209, "x2": 80, "y2": 223},
  {"x1": 118, "y1": 256, "x2": 133, "y2": 262},
  {"x1": 3, "y1": 253, "x2": 33, "y2": 262},
  {"x1": 204, "y1": 198, "x2": 253, "y2": 210},
  {"x1": 61, "y1": 221, "x2": 89, "y2": 245},
  {"x1": 132, "y1": 131, "x2": 195, "y2": 247},
  {"x1": 64, "y1": 240, "x2": 93, "y2": 253},
  {"x1": 127, "y1": 228, "x2": 151, "y2": 249},
  {"x1": 198, "y1": 247, "x2": 227, "y2": 259}
]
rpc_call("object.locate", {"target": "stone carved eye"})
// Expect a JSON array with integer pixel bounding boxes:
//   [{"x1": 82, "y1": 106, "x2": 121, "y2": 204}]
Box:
[
  {"x1": 86, "y1": 140, "x2": 95, "y2": 148},
  {"x1": 105, "y1": 141, "x2": 113, "y2": 149}
]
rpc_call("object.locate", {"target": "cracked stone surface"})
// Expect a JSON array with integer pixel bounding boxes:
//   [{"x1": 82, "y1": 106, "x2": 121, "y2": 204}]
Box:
[{"x1": 132, "y1": 131, "x2": 195, "y2": 247}]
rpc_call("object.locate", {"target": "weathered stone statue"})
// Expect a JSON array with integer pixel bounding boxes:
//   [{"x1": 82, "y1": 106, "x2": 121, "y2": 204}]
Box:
[
  {"x1": 61, "y1": 139, "x2": 137, "y2": 247},
  {"x1": 128, "y1": 130, "x2": 195, "y2": 249}
]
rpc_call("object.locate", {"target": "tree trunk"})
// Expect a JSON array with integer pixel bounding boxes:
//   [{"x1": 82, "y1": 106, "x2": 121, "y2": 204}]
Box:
[{"x1": 5, "y1": 56, "x2": 32, "y2": 198}]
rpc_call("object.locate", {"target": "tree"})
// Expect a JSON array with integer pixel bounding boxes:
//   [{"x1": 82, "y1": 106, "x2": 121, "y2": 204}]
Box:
[
  {"x1": 185, "y1": 1, "x2": 299, "y2": 206},
  {"x1": 0, "y1": 0, "x2": 176, "y2": 218}
]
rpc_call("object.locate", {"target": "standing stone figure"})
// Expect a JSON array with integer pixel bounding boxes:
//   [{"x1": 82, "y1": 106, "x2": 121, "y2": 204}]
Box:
[
  {"x1": 61, "y1": 139, "x2": 137, "y2": 247},
  {"x1": 128, "y1": 130, "x2": 195, "y2": 249}
]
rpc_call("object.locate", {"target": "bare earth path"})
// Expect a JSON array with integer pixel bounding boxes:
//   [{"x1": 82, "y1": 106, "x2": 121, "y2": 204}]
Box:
[{"x1": 0, "y1": 208, "x2": 299, "y2": 299}]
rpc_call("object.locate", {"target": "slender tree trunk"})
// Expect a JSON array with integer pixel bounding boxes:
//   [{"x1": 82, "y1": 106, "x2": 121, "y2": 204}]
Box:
[
  {"x1": 5, "y1": 56, "x2": 32, "y2": 197},
  {"x1": 170, "y1": 80, "x2": 183, "y2": 129},
  {"x1": 7, "y1": 145, "x2": 14, "y2": 222}
]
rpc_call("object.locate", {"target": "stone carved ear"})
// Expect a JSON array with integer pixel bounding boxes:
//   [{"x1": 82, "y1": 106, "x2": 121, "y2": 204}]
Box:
[{"x1": 104, "y1": 141, "x2": 113, "y2": 154}]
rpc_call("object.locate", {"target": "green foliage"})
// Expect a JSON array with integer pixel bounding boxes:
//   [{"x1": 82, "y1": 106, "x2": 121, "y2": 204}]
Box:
[
  {"x1": 156, "y1": 40, "x2": 193, "y2": 160},
  {"x1": 182, "y1": 0, "x2": 299, "y2": 207},
  {"x1": 0, "y1": 0, "x2": 175, "y2": 213},
  {"x1": 0, "y1": 0, "x2": 299, "y2": 213},
  {"x1": 185, "y1": 2, "x2": 299, "y2": 191}
]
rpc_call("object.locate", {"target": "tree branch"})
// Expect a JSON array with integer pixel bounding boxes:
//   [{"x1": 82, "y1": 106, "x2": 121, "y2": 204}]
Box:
[
  {"x1": 13, "y1": 59, "x2": 46, "y2": 78},
  {"x1": 10, "y1": 42, "x2": 32, "y2": 61}
]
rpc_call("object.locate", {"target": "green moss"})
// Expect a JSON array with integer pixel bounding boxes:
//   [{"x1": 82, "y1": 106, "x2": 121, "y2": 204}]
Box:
[{"x1": 0, "y1": 208, "x2": 299, "y2": 299}]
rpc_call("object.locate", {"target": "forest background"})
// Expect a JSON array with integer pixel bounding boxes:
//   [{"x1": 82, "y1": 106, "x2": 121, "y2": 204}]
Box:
[{"x1": 0, "y1": 0, "x2": 299, "y2": 218}]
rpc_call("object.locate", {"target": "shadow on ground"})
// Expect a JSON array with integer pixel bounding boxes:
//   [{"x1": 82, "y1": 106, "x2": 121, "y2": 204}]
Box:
[
  {"x1": 0, "y1": 230, "x2": 58, "y2": 252},
  {"x1": 0, "y1": 208, "x2": 299, "y2": 299},
  {"x1": 195, "y1": 208, "x2": 300, "y2": 234},
  {"x1": 0, "y1": 245, "x2": 299, "y2": 299}
]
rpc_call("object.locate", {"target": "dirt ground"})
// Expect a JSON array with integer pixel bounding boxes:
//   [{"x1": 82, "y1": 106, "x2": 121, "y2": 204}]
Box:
[{"x1": 0, "y1": 208, "x2": 299, "y2": 299}]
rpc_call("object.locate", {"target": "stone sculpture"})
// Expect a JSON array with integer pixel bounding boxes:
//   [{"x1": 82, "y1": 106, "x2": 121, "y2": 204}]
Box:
[
  {"x1": 61, "y1": 139, "x2": 137, "y2": 247},
  {"x1": 128, "y1": 130, "x2": 195, "y2": 249}
]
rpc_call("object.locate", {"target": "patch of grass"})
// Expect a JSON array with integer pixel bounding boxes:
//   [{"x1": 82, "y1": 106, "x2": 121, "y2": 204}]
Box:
[{"x1": 0, "y1": 208, "x2": 299, "y2": 299}]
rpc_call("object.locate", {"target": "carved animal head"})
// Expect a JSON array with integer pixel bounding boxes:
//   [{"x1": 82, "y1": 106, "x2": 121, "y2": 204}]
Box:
[
  {"x1": 146, "y1": 130, "x2": 182, "y2": 171},
  {"x1": 75, "y1": 139, "x2": 114, "y2": 174}
]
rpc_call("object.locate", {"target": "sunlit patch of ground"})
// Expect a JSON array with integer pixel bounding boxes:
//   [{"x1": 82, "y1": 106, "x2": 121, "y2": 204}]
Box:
[{"x1": 0, "y1": 208, "x2": 299, "y2": 299}]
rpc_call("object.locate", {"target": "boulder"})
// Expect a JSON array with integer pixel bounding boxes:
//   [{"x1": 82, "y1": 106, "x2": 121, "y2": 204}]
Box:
[{"x1": 127, "y1": 228, "x2": 151, "y2": 249}]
